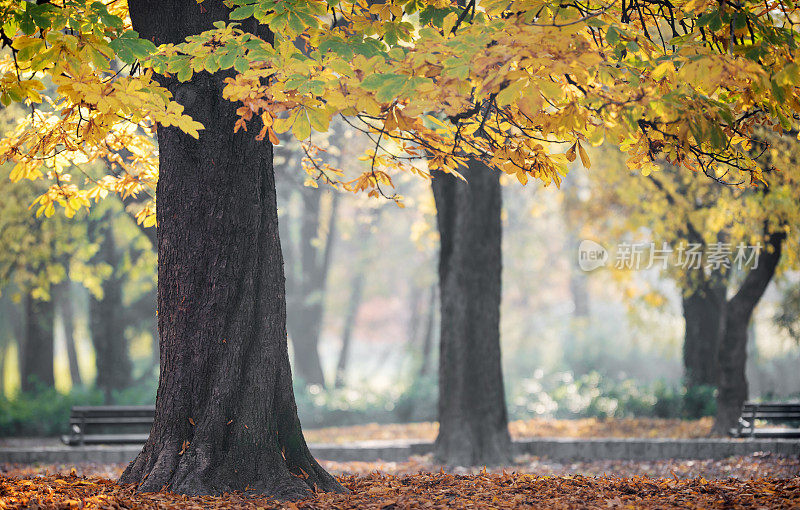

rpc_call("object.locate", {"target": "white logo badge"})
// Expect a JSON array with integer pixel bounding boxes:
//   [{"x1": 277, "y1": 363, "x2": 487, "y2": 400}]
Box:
[{"x1": 578, "y1": 240, "x2": 608, "y2": 272}]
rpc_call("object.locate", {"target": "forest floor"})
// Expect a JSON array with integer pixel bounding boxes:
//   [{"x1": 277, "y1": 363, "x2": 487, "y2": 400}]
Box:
[
  {"x1": 1, "y1": 455, "x2": 798, "y2": 509},
  {"x1": 1, "y1": 452, "x2": 798, "y2": 480},
  {"x1": 3, "y1": 419, "x2": 798, "y2": 508},
  {"x1": 302, "y1": 417, "x2": 718, "y2": 444}
]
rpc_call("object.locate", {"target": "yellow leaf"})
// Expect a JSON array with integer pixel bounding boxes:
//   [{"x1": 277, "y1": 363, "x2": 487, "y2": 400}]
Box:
[
  {"x1": 566, "y1": 143, "x2": 577, "y2": 162},
  {"x1": 577, "y1": 142, "x2": 591, "y2": 169},
  {"x1": 442, "y1": 12, "x2": 458, "y2": 35}
]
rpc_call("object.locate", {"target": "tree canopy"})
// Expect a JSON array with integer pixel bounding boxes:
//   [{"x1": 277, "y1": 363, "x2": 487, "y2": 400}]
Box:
[{"x1": 2, "y1": 0, "x2": 800, "y2": 219}]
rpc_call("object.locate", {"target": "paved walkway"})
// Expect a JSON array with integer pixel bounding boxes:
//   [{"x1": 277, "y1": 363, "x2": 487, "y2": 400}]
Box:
[{"x1": 1, "y1": 437, "x2": 797, "y2": 465}]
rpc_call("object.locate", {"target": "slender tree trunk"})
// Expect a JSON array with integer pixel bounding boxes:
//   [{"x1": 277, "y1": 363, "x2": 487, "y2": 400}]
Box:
[
  {"x1": 334, "y1": 271, "x2": 364, "y2": 389},
  {"x1": 418, "y1": 283, "x2": 436, "y2": 378},
  {"x1": 713, "y1": 230, "x2": 786, "y2": 434},
  {"x1": 21, "y1": 294, "x2": 54, "y2": 393},
  {"x1": 682, "y1": 272, "x2": 726, "y2": 390},
  {"x1": 0, "y1": 335, "x2": 6, "y2": 397},
  {"x1": 287, "y1": 190, "x2": 338, "y2": 387},
  {"x1": 0, "y1": 294, "x2": 14, "y2": 397},
  {"x1": 406, "y1": 284, "x2": 423, "y2": 345},
  {"x1": 120, "y1": 1, "x2": 343, "y2": 497},
  {"x1": 56, "y1": 280, "x2": 83, "y2": 387},
  {"x1": 90, "y1": 217, "x2": 132, "y2": 402},
  {"x1": 561, "y1": 173, "x2": 590, "y2": 319},
  {"x1": 431, "y1": 160, "x2": 512, "y2": 466}
]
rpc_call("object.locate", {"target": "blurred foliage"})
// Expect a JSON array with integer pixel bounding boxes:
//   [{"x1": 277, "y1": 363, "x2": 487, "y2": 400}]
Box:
[
  {"x1": 0, "y1": 383, "x2": 103, "y2": 436},
  {"x1": 0, "y1": 378, "x2": 157, "y2": 437},
  {"x1": 507, "y1": 371, "x2": 717, "y2": 421}
]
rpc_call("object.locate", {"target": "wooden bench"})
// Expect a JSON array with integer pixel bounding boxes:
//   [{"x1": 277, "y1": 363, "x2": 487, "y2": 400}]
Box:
[
  {"x1": 731, "y1": 401, "x2": 800, "y2": 438},
  {"x1": 61, "y1": 405, "x2": 155, "y2": 445}
]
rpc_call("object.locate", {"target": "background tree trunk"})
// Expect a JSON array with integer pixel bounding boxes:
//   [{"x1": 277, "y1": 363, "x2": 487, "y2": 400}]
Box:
[
  {"x1": 418, "y1": 283, "x2": 436, "y2": 378},
  {"x1": 21, "y1": 293, "x2": 54, "y2": 393},
  {"x1": 682, "y1": 271, "x2": 726, "y2": 390},
  {"x1": 286, "y1": 189, "x2": 338, "y2": 387},
  {"x1": 120, "y1": 1, "x2": 343, "y2": 497},
  {"x1": 334, "y1": 271, "x2": 364, "y2": 389},
  {"x1": 713, "y1": 230, "x2": 786, "y2": 434},
  {"x1": 432, "y1": 160, "x2": 512, "y2": 466},
  {"x1": 90, "y1": 216, "x2": 131, "y2": 402},
  {"x1": 56, "y1": 280, "x2": 83, "y2": 387},
  {"x1": 0, "y1": 328, "x2": 6, "y2": 397},
  {"x1": 561, "y1": 172, "x2": 590, "y2": 319},
  {"x1": 0, "y1": 294, "x2": 18, "y2": 397}
]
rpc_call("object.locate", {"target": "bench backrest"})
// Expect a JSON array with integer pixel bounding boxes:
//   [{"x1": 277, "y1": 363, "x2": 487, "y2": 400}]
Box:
[
  {"x1": 70, "y1": 405, "x2": 155, "y2": 433},
  {"x1": 741, "y1": 402, "x2": 800, "y2": 422}
]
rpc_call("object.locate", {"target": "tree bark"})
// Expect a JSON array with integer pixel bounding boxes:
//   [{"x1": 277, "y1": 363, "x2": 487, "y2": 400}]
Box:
[
  {"x1": 431, "y1": 160, "x2": 512, "y2": 466},
  {"x1": 56, "y1": 280, "x2": 83, "y2": 387},
  {"x1": 21, "y1": 293, "x2": 54, "y2": 393},
  {"x1": 682, "y1": 271, "x2": 726, "y2": 390},
  {"x1": 120, "y1": 1, "x2": 343, "y2": 498},
  {"x1": 90, "y1": 216, "x2": 132, "y2": 402},
  {"x1": 713, "y1": 230, "x2": 786, "y2": 434}
]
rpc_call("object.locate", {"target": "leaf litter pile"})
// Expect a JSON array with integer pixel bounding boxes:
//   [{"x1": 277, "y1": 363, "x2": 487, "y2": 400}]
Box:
[{"x1": 2, "y1": 454, "x2": 799, "y2": 509}]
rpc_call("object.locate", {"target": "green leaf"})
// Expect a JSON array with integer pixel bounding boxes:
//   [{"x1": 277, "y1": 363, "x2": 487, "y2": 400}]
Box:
[
  {"x1": 109, "y1": 31, "x2": 157, "y2": 64},
  {"x1": 361, "y1": 73, "x2": 401, "y2": 91},
  {"x1": 288, "y1": 12, "x2": 306, "y2": 36},
  {"x1": 19, "y1": 14, "x2": 36, "y2": 35},
  {"x1": 218, "y1": 50, "x2": 238, "y2": 70},
  {"x1": 419, "y1": 6, "x2": 457, "y2": 27},
  {"x1": 177, "y1": 63, "x2": 193, "y2": 82},
  {"x1": 17, "y1": 40, "x2": 45, "y2": 62},
  {"x1": 230, "y1": 4, "x2": 257, "y2": 20},
  {"x1": 606, "y1": 26, "x2": 620, "y2": 46},
  {"x1": 204, "y1": 53, "x2": 220, "y2": 73},
  {"x1": 234, "y1": 56, "x2": 249, "y2": 73}
]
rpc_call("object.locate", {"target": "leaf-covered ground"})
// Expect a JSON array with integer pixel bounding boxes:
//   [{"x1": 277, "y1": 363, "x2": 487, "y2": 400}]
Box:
[
  {"x1": 0, "y1": 467, "x2": 798, "y2": 509},
  {"x1": 2, "y1": 454, "x2": 798, "y2": 508},
  {"x1": 3, "y1": 452, "x2": 798, "y2": 481},
  {"x1": 302, "y1": 418, "x2": 716, "y2": 444}
]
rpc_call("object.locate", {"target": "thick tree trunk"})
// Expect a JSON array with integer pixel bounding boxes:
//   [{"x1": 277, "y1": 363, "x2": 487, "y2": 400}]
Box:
[
  {"x1": 56, "y1": 280, "x2": 83, "y2": 387},
  {"x1": 21, "y1": 294, "x2": 54, "y2": 393},
  {"x1": 90, "y1": 217, "x2": 132, "y2": 402},
  {"x1": 120, "y1": 1, "x2": 342, "y2": 497},
  {"x1": 682, "y1": 272, "x2": 726, "y2": 390},
  {"x1": 334, "y1": 271, "x2": 364, "y2": 389},
  {"x1": 431, "y1": 160, "x2": 512, "y2": 466},
  {"x1": 713, "y1": 230, "x2": 786, "y2": 434}
]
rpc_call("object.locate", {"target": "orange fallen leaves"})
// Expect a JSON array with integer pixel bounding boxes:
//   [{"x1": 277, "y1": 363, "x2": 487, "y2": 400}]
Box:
[{"x1": 0, "y1": 471, "x2": 798, "y2": 509}]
